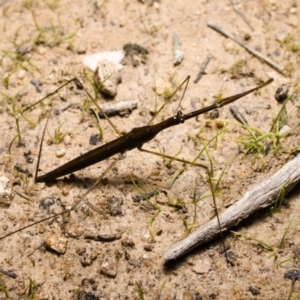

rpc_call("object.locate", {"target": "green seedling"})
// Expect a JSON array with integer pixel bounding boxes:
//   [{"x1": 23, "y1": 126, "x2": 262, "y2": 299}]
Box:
[
  {"x1": 1, "y1": 90, "x2": 36, "y2": 151},
  {"x1": 47, "y1": 121, "x2": 66, "y2": 144},
  {"x1": 136, "y1": 281, "x2": 145, "y2": 300},
  {"x1": 0, "y1": 279, "x2": 9, "y2": 298},
  {"x1": 26, "y1": 277, "x2": 40, "y2": 300},
  {"x1": 91, "y1": 108, "x2": 104, "y2": 139},
  {"x1": 271, "y1": 183, "x2": 288, "y2": 214},
  {"x1": 138, "y1": 6, "x2": 160, "y2": 36},
  {"x1": 278, "y1": 210, "x2": 296, "y2": 249},
  {"x1": 234, "y1": 85, "x2": 300, "y2": 157},
  {"x1": 23, "y1": 2, "x2": 75, "y2": 48},
  {"x1": 229, "y1": 59, "x2": 246, "y2": 79}
]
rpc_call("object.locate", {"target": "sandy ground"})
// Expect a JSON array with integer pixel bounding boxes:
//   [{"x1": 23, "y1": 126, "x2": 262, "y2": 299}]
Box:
[{"x1": 0, "y1": 0, "x2": 300, "y2": 299}]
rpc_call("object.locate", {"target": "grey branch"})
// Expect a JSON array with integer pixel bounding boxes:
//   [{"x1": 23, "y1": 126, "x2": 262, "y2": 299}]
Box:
[
  {"x1": 207, "y1": 21, "x2": 285, "y2": 74},
  {"x1": 229, "y1": 0, "x2": 254, "y2": 31},
  {"x1": 97, "y1": 100, "x2": 137, "y2": 117},
  {"x1": 164, "y1": 153, "x2": 300, "y2": 261}
]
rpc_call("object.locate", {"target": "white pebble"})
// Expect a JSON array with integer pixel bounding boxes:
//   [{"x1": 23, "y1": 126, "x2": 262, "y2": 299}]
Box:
[
  {"x1": 0, "y1": 173, "x2": 14, "y2": 206},
  {"x1": 63, "y1": 135, "x2": 72, "y2": 145},
  {"x1": 17, "y1": 69, "x2": 26, "y2": 79},
  {"x1": 56, "y1": 148, "x2": 66, "y2": 158}
]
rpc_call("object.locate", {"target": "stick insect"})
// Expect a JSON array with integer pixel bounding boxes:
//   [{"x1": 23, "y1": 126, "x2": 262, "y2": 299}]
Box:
[
  {"x1": 35, "y1": 77, "x2": 273, "y2": 182},
  {"x1": 0, "y1": 76, "x2": 273, "y2": 240}
]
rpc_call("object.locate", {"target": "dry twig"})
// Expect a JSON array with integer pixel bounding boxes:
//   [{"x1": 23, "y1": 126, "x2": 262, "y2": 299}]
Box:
[
  {"x1": 164, "y1": 153, "x2": 300, "y2": 261},
  {"x1": 207, "y1": 21, "x2": 285, "y2": 74},
  {"x1": 229, "y1": 0, "x2": 254, "y2": 31}
]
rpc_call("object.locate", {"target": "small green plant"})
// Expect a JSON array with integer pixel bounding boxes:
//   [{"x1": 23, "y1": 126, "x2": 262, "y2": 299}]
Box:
[
  {"x1": 136, "y1": 281, "x2": 145, "y2": 300},
  {"x1": 235, "y1": 85, "x2": 300, "y2": 157},
  {"x1": 26, "y1": 277, "x2": 40, "y2": 300},
  {"x1": 23, "y1": 2, "x2": 75, "y2": 48},
  {"x1": 1, "y1": 89, "x2": 37, "y2": 152},
  {"x1": 229, "y1": 59, "x2": 246, "y2": 79},
  {"x1": 138, "y1": 6, "x2": 160, "y2": 36},
  {"x1": 48, "y1": 121, "x2": 66, "y2": 144},
  {"x1": 0, "y1": 279, "x2": 10, "y2": 298},
  {"x1": 281, "y1": 33, "x2": 300, "y2": 58}
]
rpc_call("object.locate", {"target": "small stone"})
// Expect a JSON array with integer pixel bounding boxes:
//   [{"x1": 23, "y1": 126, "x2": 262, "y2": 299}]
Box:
[
  {"x1": 275, "y1": 84, "x2": 289, "y2": 102},
  {"x1": 121, "y1": 238, "x2": 135, "y2": 247},
  {"x1": 65, "y1": 223, "x2": 84, "y2": 238},
  {"x1": 17, "y1": 69, "x2": 27, "y2": 79},
  {"x1": 276, "y1": 33, "x2": 287, "y2": 43},
  {"x1": 215, "y1": 120, "x2": 224, "y2": 128},
  {"x1": 223, "y1": 39, "x2": 238, "y2": 54},
  {"x1": 279, "y1": 125, "x2": 291, "y2": 137},
  {"x1": 107, "y1": 196, "x2": 123, "y2": 216},
  {"x1": 93, "y1": 60, "x2": 121, "y2": 97},
  {"x1": 284, "y1": 269, "x2": 300, "y2": 280},
  {"x1": 192, "y1": 258, "x2": 212, "y2": 274},
  {"x1": 45, "y1": 235, "x2": 68, "y2": 254},
  {"x1": 39, "y1": 197, "x2": 55, "y2": 210},
  {"x1": 56, "y1": 148, "x2": 66, "y2": 158},
  {"x1": 144, "y1": 244, "x2": 154, "y2": 251},
  {"x1": 0, "y1": 174, "x2": 14, "y2": 206},
  {"x1": 182, "y1": 291, "x2": 193, "y2": 300},
  {"x1": 209, "y1": 109, "x2": 219, "y2": 119},
  {"x1": 78, "y1": 247, "x2": 98, "y2": 267},
  {"x1": 63, "y1": 135, "x2": 72, "y2": 145},
  {"x1": 37, "y1": 46, "x2": 47, "y2": 55},
  {"x1": 76, "y1": 43, "x2": 87, "y2": 54},
  {"x1": 100, "y1": 255, "x2": 117, "y2": 277},
  {"x1": 249, "y1": 286, "x2": 260, "y2": 296}
]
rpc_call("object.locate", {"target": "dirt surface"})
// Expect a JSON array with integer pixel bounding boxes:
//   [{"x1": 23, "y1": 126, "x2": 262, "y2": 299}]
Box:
[{"x1": 1, "y1": 1, "x2": 300, "y2": 299}]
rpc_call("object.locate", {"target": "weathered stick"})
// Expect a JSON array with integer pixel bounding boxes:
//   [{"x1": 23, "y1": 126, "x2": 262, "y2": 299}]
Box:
[
  {"x1": 229, "y1": 0, "x2": 254, "y2": 31},
  {"x1": 164, "y1": 153, "x2": 300, "y2": 261},
  {"x1": 96, "y1": 99, "x2": 137, "y2": 117},
  {"x1": 207, "y1": 21, "x2": 285, "y2": 74}
]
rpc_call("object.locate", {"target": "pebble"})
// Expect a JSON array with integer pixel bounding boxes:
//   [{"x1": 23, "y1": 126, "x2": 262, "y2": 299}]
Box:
[
  {"x1": 93, "y1": 60, "x2": 121, "y2": 97},
  {"x1": 63, "y1": 135, "x2": 72, "y2": 145},
  {"x1": 0, "y1": 173, "x2": 14, "y2": 206},
  {"x1": 100, "y1": 254, "x2": 118, "y2": 277},
  {"x1": 278, "y1": 125, "x2": 291, "y2": 137},
  {"x1": 17, "y1": 69, "x2": 27, "y2": 79},
  {"x1": 37, "y1": 46, "x2": 47, "y2": 55},
  {"x1": 56, "y1": 148, "x2": 66, "y2": 158},
  {"x1": 107, "y1": 196, "x2": 123, "y2": 216},
  {"x1": 192, "y1": 258, "x2": 212, "y2": 274},
  {"x1": 121, "y1": 237, "x2": 135, "y2": 247},
  {"x1": 182, "y1": 291, "x2": 193, "y2": 300},
  {"x1": 78, "y1": 247, "x2": 98, "y2": 267},
  {"x1": 275, "y1": 84, "x2": 289, "y2": 102},
  {"x1": 45, "y1": 235, "x2": 68, "y2": 254},
  {"x1": 64, "y1": 223, "x2": 84, "y2": 238}
]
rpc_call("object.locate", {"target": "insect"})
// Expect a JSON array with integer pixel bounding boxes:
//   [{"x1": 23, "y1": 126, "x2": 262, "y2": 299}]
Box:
[{"x1": 35, "y1": 77, "x2": 273, "y2": 183}]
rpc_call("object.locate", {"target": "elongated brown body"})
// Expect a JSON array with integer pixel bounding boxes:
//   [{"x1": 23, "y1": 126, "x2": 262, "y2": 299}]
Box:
[{"x1": 36, "y1": 78, "x2": 273, "y2": 182}]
